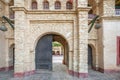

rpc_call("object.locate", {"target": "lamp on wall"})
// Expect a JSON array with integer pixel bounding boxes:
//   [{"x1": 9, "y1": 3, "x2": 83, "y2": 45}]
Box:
[
  {"x1": 0, "y1": 20, "x2": 7, "y2": 31},
  {"x1": 95, "y1": 20, "x2": 101, "y2": 29},
  {"x1": 0, "y1": 16, "x2": 14, "y2": 32}
]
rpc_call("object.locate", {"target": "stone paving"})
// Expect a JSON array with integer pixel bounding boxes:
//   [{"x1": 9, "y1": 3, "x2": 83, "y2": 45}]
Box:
[
  {"x1": 0, "y1": 56, "x2": 120, "y2": 80},
  {"x1": 0, "y1": 63, "x2": 120, "y2": 80}
]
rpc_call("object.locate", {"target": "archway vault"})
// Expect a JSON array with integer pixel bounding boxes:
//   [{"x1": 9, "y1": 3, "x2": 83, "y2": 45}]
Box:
[
  {"x1": 35, "y1": 33, "x2": 69, "y2": 70},
  {"x1": 32, "y1": 32, "x2": 71, "y2": 52}
]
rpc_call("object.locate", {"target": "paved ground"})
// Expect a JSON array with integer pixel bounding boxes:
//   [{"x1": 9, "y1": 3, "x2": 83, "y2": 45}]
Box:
[
  {"x1": 52, "y1": 55, "x2": 63, "y2": 63},
  {"x1": 0, "y1": 56, "x2": 120, "y2": 80},
  {"x1": 0, "y1": 63, "x2": 120, "y2": 80}
]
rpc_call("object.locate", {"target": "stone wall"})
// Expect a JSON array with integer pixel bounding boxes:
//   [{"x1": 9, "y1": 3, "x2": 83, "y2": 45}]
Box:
[
  {"x1": 0, "y1": 0, "x2": 14, "y2": 71},
  {"x1": 88, "y1": 0, "x2": 120, "y2": 73},
  {"x1": 103, "y1": 0, "x2": 115, "y2": 16},
  {"x1": 13, "y1": 5, "x2": 76, "y2": 76},
  {"x1": 97, "y1": 0, "x2": 120, "y2": 73},
  {"x1": 0, "y1": 0, "x2": 119, "y2": 78},
  {"x1": 13, "y1": 0, "x2": 91, "y2": 78},
  {"x1": 0, "y1": 1, "x2": 5, "y2": 17},
  {"x1": 102, "y1": 17, "x2": 120, "y2": 71},
  {"x1": 15, "y1": 0, "x2": 77, "y2": 10},
  {"x1": 78, "y1": 9, "x2": 89, "y2": 78},
  {"x1": 29, "y1": 20, "x2": 74, "y2": 71},
  {"x1": 0, "y1": 31, "x2": 6, "y2": 69}
]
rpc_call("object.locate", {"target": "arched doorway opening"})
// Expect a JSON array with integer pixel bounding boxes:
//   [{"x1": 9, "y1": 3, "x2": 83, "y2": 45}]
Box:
[
  {"x1": 52, "y1": 41, "x2": 64, "y2": 63},
  {"x1": 35, "y1": 34, "x2": 69, "y2": 71},
  {"x1": 88, "y1": 45, "x2": 93, "y2": 69},
  {"x1": 9, "y1": 44, "x2": 15, "y2": 70}
]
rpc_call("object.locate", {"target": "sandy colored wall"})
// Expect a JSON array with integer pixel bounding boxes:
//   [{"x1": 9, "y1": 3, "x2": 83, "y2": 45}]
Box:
[
  {"x1": 14, "y1": 0, "x2": 76, "y2": 10},
  {"x1": 0, "y1": 31, "x2": 6, "y2": 68},
  {"x1": 103, "y1": 17, "x2": 120, "y2": 70},
  {"x1": 13, "y1": 6, "x2": 77, "y2": 73},
  {"x1": 0, "y1": 1, "x2": 5, "y2": 17}
]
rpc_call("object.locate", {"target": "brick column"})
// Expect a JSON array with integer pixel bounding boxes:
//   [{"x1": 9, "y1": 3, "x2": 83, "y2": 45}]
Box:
[
  {"x1": 4, "y1": 3, "x2": 9, "y2": 69},
  {"x1": 13, "y1": 8, "x2": 34, "y2": 77},
  {"x1": 69, "y1": 50, "x2": 73, "y2": 71},
  {"x1": 14, "y1": 10, "x2": 26, "y2": 77},
  {"x1": 78, "y1": 8, "x2": 90, "y2": 78},
  {"x1": 5, "y1": 38, "x2": 9, "y2": 70},
  {"x1": 4, "y1": 3, "x2": 13, "y2": 71},
  {"x1": 68, "y1": 19, "x2": 79, "y2": 77},
  {"x1": 73, "y1": 20, "x2": 79, "y2": 76},
  {"x1": 76, "y1": 0, "x2": 91, "y2": 78}
]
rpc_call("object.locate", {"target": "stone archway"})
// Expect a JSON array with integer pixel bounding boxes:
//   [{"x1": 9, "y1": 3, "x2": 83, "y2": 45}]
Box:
[
  {"x1": 88, "y1": 45, "x2": 93, "y2": 69},
  {"x1": 52, "y1": 35, "x2": 69, "y2": 66},
  {"x1": 88, "y1": 44, "x2": 97, "y2": 71},
  {"x1": 35, "y1": 33, "x2": 69, "y2": 71}
]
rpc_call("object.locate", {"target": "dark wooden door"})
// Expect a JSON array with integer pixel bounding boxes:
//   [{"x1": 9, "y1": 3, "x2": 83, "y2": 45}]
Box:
[
  {"x1": 35, "y1": 35, "x2": 53, "y2": 70},
  {"x1": 88, "y1": 45, "x2": 93, "y2": 68}
]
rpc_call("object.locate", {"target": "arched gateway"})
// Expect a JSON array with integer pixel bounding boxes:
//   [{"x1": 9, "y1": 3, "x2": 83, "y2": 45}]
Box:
[
  {"x1": 35, "y1": 34, "x2": 69, "y2": 70},
  {"x1": 12, "y1": 0, "x2": 90, "y2": 78},
  {"x1": 1, "y1": 0, "x2": 120, "y2": 79}
]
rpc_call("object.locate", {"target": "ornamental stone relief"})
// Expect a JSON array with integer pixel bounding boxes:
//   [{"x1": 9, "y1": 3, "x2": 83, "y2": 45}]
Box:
[{"x1": 29, "y1": 22, "x2": 73, "y2": 50}]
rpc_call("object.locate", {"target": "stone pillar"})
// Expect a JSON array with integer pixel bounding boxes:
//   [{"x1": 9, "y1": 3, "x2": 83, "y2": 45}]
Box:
[
  {"x1": 78, "y1": 9, "x2": 89, "y2": 78},
  {"x1": 4, "y1": 39, "x2": 9, "y2": 70},
  {"x1": 13, "y1": 0, "x2": 35, "y2": 77},
  {"x1": 13, "y1": 8, "x2": 34, "y2": 77},
  {"x1": 77, "y1": 0, "x2": 90, "y2": 78},
  {"x1": 95, "y1": 2, "x2": 99, "y2": 15},
  {"x1": 4, "y1": 3, "x2": 9, "y2": 17},
  {"x1": 95, "y1": 40, "x2": 99, "y2": 70},
  {"x1": 64, "y1": 44, "x2": 67, "y2": 65},
  {"x1": 14, "y1": 11, "x2": 26, "y2": 77},
  {"x1": 14, "y1": 10, "x2": 26, "y2": 77},
  {"x1": 68, "y1": 50, "x2": 73, "y2": 71},
  {"x1": 30, "y1": 50, "x2": 35, "y2": 73},
  {"x1": 72, "y1": 19, "x2": 79, "y2": 76},
  {"x1": 4, "y1": 3, "x2": 12, "y2": 71},
  {"x1": 0, "y1": 1, "x2": 10, "y2": 71}
]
